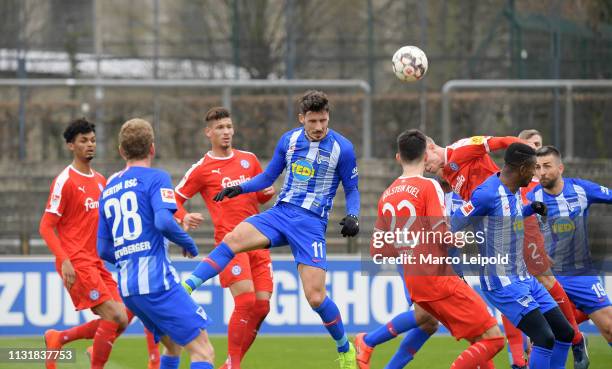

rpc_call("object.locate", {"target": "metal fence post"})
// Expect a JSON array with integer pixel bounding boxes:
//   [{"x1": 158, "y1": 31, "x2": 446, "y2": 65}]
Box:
[{"x1": 565, "y1": 85, "x2": 574, "y2": 160}]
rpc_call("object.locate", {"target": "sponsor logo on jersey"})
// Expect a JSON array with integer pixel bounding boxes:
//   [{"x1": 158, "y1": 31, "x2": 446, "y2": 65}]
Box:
[
  {"x1": 89, "y1": 289, "x2": 100, "y2": 301},
  {"x1": 160, "y1": 188, "x2": 176, "y2": 203},
  {"x1": 231, "y1": 265, "x2": 242, "y2": 276},
  {"x1": 552, "y1": 218, "x2": 575, "y2": 238},
  {"x1": 449, "y1": 162, "x2": 459, "y2": 171},
  {"x1": 512, "y1": 220, "x2": 524, "y2": 233},
  {"x1": 453, "y1": 175, "x2": 466, "y2": 194},
  {"x1": 351, "y1": 166, "x2": 359, "y2": 179},
  {"x1": 460, "y1": 201, "x2": 474, "y2": 215},
  {"x1": 84, "y1": 197, "x2": 99, "y2": 212},
  {"x1": 211, "y1": 168, "x2": 222, "y2": 174},
  {"x1": 291, "y1": 159, "x2": 315, "y2": 182},
  {"x1": 240, "y1": 159, "x2": 250, "y2": 169},
  {"x1": 470, "y1": 136, "x2": 485, "y2": 145},
  {"x1": 221, "y1": 175, "x2": 251, "y2": 188},
  {"x1": 601, "y1": 186, "x2": 609, "y2": 195}
]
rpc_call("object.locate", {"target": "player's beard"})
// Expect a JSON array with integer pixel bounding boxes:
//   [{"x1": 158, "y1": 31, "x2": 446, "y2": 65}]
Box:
[
  {"x1": 85, "y1": 153, "x2": 95, "y2": 162},
  {"x1": 540, "y1": 176, "x2": 558, "y2": 189}
]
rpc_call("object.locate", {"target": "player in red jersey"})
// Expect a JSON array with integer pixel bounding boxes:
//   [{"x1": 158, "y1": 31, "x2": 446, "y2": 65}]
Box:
[
  {"x1": 174, "y1": 107, "x2": 275, "y2": 369},
  {"x1": 39, "y1": 119, "x2": 159, "y2": 369},
  {"x1": 372, "y1": 129, "x2": 504, "y2": 369}
]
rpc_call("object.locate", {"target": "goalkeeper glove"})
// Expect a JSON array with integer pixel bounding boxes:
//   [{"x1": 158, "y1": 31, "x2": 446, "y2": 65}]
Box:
[
  {"x1": 340, "y1": 215, "x2": 359, "y2": 237},
  {"x1": 214, "y1": 186, "x2": 243, "y2": 201}
]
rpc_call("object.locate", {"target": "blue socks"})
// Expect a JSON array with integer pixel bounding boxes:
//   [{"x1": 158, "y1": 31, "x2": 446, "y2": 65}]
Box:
[
  {"x1": 364, "y1": 310, "x2": 417, "y2": 347},
  {"x1": 550, "y1": 340, "x2": 571, "y2": 369},
  {"x1": 190, "y1": 362, "x2": 213, "y2": 369},
  {"x1": 529, "y1": 345, "x2": 553, "y2": 369},
  {"x1": 313, "y1": 296, "x2": 349, "y2": 353},
  {"x1": 160, "y1": 355, "x2": 180, "y2": 369},
  {"x1": 185, "y1": 242, "x2": 235, "y2": 291},
  {"x1": 385, "y1": 327, "x2": 431, "y2": 369}
]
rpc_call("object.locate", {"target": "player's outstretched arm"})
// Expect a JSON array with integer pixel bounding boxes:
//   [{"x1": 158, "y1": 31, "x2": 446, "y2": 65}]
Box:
[
  {"x1": 215, "y1": 136, "x2": 287, "y2": 202},
  {"x1": 487, "y1": 136, "x2": 523, "y2": 151},
  {"x1": 154, "y1": 208, "x2": 199, "y2": 257},
  {"x1": 574, "y1": 179, "x2": 612, "y2": 205}
]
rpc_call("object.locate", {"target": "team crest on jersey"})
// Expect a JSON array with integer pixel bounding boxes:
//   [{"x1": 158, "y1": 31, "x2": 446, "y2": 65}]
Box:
[
  {"x1": 449, "y1": 162, "x2": 459, "y2": 171},
  {"x1": 231, "y1": 265, "x2": 242, "y2": 276},
  {"x1": 470, "y1": 136, "x2": 485, "y2": 145},
  {"x1": 89, "y1": 289, "x2": 100, "y2": 301},
  {"x1": 160, "y1": 188, "x2": 176, "y2": 203},
  {"x1": 460, "y1": 201, "x2": 475, "y2": 215},
  {"x1": 240, "y1": 159, "x2": 250, "y2": 169},
  {"x1": 291, "y1": 159, "x2": 315, "y2": 182}
]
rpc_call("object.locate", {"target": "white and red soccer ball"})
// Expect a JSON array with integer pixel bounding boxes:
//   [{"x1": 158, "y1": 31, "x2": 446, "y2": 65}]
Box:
[{"x1": 392, "y1": 46, "x2": 428, "y2": 82}]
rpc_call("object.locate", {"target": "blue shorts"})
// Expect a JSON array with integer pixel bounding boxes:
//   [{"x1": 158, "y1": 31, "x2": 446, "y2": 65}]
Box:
[
  {"x1": 123, "y1": 284, "x2": 210, "y2": 346},
  {"x1": 245, "y1": 202, "x2": 328, "y2": 270},
  {"x1": 483, "y1": 277, "x2": 557, "y2": 327},
  {"x1": 556, "y1": 275, "x2": 611, "y2": 315}
]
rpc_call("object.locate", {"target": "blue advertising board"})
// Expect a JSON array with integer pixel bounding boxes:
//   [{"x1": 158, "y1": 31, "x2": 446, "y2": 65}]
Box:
[{"x1": 0, "y1": 256, "x2": 608, "y2": 336}]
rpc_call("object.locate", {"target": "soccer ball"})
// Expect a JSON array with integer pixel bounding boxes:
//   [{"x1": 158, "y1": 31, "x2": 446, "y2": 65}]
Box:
[{"x1": 392, "y1": 46, "x2": 428, "y2": 82}]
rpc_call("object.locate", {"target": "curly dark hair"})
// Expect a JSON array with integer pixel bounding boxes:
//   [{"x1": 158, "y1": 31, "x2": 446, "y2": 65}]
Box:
[
  {"x1": 63, "y1": 118, "x2": 95, "y2": 143},
  {"x1": 298, "y1": 90, "x2": 330, "y2": 115}
]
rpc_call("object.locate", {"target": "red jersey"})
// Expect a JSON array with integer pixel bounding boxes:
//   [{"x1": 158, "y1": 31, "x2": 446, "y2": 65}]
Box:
[
  {"x1": 520, "y1": 178, "x2": 539, "y2": 204},
  {"x1": 443, "y1": 136, "x2": 521, "y2": 201},
  {"x1": 374, "y1": 175, "x2": 457, "y2": 302},
  {"x1": 44, "y1": 165, "x2": 106, "y2": 265},
  {"x1": 175, "y1": 150, "x2": 273, "y2": 243}
]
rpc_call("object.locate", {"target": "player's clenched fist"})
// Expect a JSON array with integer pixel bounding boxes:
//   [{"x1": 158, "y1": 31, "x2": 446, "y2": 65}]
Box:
[
  {"x1": 213, "y1": 186, "x2": 243, "y2": 201},
  {"x1": 340, "y1": 215, "x2": 359, "y2": 237}
]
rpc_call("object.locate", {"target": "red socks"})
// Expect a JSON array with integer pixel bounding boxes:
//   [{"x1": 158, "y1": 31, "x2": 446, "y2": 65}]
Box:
[
  {"x1": 91, "y1": 320, "x2": 120, "y2": 369},
  {"x1": 59, "y1": 319, "x2": 101, "y2": 344},
  {"x1": 450, "y1": 337, "x2": 505, "y2": 369},
  {"x1": 502, "y1": 315, "x2": 527, "y2": 366},
  {"x1": 240, "y1": 299, "x2": 271, "y2": 359},
  {"x1": 548, "y1": 281, "x2": 583, "y2": 344},
  {"x1": 227, "y1": 292, "x2": 257, "y2": 368}
]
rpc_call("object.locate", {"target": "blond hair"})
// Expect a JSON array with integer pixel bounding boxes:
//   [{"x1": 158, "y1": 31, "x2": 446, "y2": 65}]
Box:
[{"x1": 119, "y1": 118, "x2": 154, "y2": 160}]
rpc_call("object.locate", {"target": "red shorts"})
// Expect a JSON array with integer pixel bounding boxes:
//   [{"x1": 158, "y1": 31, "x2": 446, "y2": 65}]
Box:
[
  {"x1": 219, "y1": 249, "x2": 273, "y2": 292},
  {"x1": 57, "y1": 260, "x2": 121, "y2": 311},
  {"x1": 417, "y1": 280, "x2": 497, "y2": 340},
  {"x1": 523, "y1": 216, "x2": 550, "y2": 276}
]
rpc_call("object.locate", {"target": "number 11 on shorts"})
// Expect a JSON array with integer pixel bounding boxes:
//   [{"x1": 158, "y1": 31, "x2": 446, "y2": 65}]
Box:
[{"x1": 312, "y1": 241, "x2": 324, "y2": 258}]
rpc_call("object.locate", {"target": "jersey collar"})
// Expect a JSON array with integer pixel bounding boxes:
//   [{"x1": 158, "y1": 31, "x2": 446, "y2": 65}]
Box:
[
  {"x1": 206, "y1": 150, "x2": 235, "y2": 160},
  {"x1": 69, "y1": 165, "x2": 95, "y2": 178}
]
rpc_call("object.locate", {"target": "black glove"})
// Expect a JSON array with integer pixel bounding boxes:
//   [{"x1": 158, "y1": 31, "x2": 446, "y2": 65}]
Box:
[
  {"x1": 213, "y1": 186, "x2": 243, "y2": 202},
  {"x1": 530, "y1": 201, "x2": 547, "y2": 216},
  {"x1": 340, "y1": 215, "x2": 359, "y2": 237}
]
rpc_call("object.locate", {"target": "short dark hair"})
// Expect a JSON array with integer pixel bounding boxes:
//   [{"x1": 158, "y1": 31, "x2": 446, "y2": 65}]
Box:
[
  {"x1": 205, "y1": 107, "x2": 231, "y2": 124},
  {"x1": 298, "y1": 90, "x2": 329, "y2": 115},
  {"x1": 63, "y1": 118, "x2": 95, "y2": 143},
  {"x1": 536, "y1": 145, "x2": 562, "y2": 160},
  {"x1": 397, "y1": 129, "x2": 427, "y2": 163},
  {"x1": 504, "y1": 142, "x2": 536, "y2": 167}
]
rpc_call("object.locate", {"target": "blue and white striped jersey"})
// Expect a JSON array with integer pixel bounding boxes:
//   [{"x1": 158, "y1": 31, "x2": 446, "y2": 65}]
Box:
[
  {"x1": 241, "y1": 127, "x2": 360, "y2": 219},
  {"x1": 98, "y1": 167, "x2": 180, "y2": 297},
  {"x1": 451, "y1": 173, "x2": 531, "y2": 290},
  {"x1": 527, "y1": 178, "x2": 612, "y2": 275},
  {"x1": 444, "y1": 191, "x2": 464, "y2": 216}
]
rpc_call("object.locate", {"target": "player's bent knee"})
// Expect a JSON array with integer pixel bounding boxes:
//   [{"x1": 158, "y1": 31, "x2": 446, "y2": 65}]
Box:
[
  {"x1": 305, "y1": 290, "x2": 326, "y2": 308},
  {"x1": 481, "y1": 324, "x2": 503, "y2": 339}
]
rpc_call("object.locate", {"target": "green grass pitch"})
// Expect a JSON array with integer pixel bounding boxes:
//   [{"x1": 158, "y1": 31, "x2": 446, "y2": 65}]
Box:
[{"x1": 0, "y1": 335, "x2": 610, "y2": 369}]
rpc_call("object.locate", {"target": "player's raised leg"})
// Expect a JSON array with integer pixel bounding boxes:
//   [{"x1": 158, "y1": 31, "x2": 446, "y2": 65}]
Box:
[{"x1": 183, "y1": 222, "x2": 268, "y2": 293}]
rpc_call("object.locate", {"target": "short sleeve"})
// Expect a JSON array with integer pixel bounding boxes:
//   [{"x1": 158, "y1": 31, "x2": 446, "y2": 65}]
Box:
[
  {"x1": 150, "y1": 171, "x2": 178, "y2": 212},
  {"x1": 45, "y1": 177, "x2": 71, "y2": 216},
  {"x1": 175, "y1": 161, "x2": 204, "y2": 200}
]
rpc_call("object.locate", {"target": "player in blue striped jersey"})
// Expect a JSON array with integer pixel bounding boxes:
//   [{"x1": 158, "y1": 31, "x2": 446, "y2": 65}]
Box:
[
  {"x1": 527, "y1": 145, "x2": 612, "y2": 347},
  {"x1": 97, "y1": 119, "x2": 214, "y2": 369},
  {"x1": 182, "y1": 90, "x2": 360, "y2": 369},
  {"x1": 451, "y1": 143, "x2": 575, "y2": 369}
]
